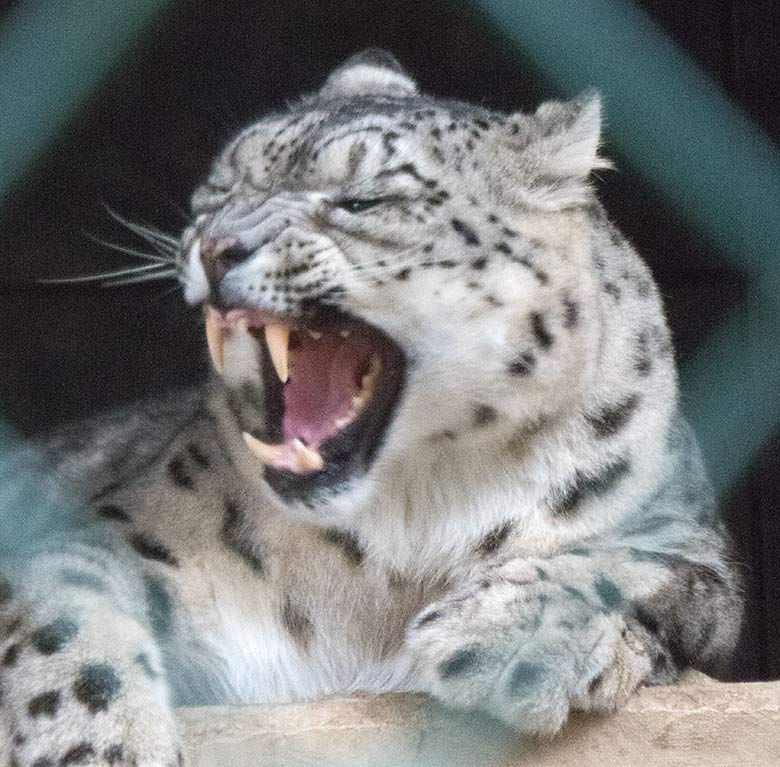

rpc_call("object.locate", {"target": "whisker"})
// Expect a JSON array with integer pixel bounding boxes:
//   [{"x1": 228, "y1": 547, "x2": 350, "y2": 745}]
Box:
[
  {"x1": 83, "y1": 233, "x2": 178, "y2": 265},
  {"x1": 100, "y1": 269, "x2": 180, "y2": 288},
  {"x1": 102, "y1": 205, "x2": 180, "y2": 251},
  {"x1": 38, "y1": 263, "x2": 173, "y2": 285}
]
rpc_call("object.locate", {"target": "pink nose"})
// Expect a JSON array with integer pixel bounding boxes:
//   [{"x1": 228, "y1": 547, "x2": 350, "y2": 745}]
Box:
[{"x1": 200, "y1": 239, "x2": 252, "y2": 290}]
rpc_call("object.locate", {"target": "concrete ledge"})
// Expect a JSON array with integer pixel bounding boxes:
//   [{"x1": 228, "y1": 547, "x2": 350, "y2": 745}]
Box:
[{"x1": 179, "y1": 682, "x2": 780, "y2": 767}]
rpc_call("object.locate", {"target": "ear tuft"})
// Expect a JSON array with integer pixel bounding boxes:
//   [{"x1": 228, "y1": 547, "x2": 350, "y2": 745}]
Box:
[{"x1": 320, "y1": 49, "x2": 418, "y2": 99}]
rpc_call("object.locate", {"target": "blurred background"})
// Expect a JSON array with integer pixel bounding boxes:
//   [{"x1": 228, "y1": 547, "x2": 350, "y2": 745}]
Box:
[{"x1": 0, "y1": 0, "x2": 778, "y2": 681}]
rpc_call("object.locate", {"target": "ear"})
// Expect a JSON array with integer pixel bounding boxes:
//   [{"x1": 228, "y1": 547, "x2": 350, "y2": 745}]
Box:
[
  {"x1": 319, "y1": 49, "x2": 418, "y2": 99},
  {"x1": 532, "y1": 91, "x2": 607, "y2": 177},
  {"x1": 504, "y1": 92, "x2": 611, "y2": 209}
]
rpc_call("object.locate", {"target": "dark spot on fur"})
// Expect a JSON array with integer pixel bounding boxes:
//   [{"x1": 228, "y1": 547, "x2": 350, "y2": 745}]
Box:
[
  {"x1": 221, "y1": 499, "x2": 264, "y2": 575},
  {"x1": 32, "y1": 759, "x2": 54, "y2": 767},
  {"x1": 429, "y1": 429, "x2": 458, "y2": 442},
  {"x1": 474, "y1": 405, "x2": 498, "y2": 426},
  {"x1": 103, "y1": 746, "x2": 124, "y2": 765},
  {"x1": 31, "y1": 619, "x2": 79, "y2": 655},
  {"x1": 568, "y1": 547, "x2": 592, "y2": 557},
  {"x1": 167, "y1": 456, "x2": 193, "y2": 489},
  {"x1": 450, "y1": 218, "x2": 480, "y2": 246},
  {"x1": 508, "y1": 352, "x2": 536, "y2": 376},
  {"x1": 28, "y1": 690, "x2": 61, "y2": 718},
  {"x1": 470, "y1": 256, "x2": 488, "y2": 270},
  {"x1": 603, "y1": 281, "x2": 621, "y2": 300},
  {"x1": 507, "y1": 661, "x2": 543, "y2": 696},
  {"x1": 322, "y1": 528, "x2": 364, "y2": 566},
  {"x1": 415, "y1": 609, "x2": 443, "y2": 628},
  {"x1": 395, "y1": 267, "x2": 411, "y2": 281},
  {"x1": 594, "y1": 575, "x2": 624, "y2": 610},
  {"x1": 59, "y1": 742, "x2": 96, "y2": 765},
  {"x1": 438, "y1": 647, "x2": 481, "y2": 679},
  {"x1": 476, "y1": 522, "x2": 513, "y2": 556},
  {"x1": 96, "y1": 505, "x2": 130, "y2": 522},
  {"x1": 2, "y1": 643, "x2": 20, "y2": 666},
  {"x1": 73, "y1": 664, "x2": 121, "y2": 714},
  {"x1": 128, "y1": 534, "x2": 179, "y2": 567},
  {"x1": 585, "y1": 395, "x2": 640, "y2": 438},
  {"x1": 563, "y1": 298, "x2": 579, "y2": 329},
  {"x1": 59, "y1": 569, "x2": 107, "y2": 594},
  {"x1": 588, "y1": 672, "x2": 605, "y2": 694},
  {"x1": 187, "y1": 443, "x2": 210, "y2": 468},
  {"x1": 635, "y1": 331, "x2": 653, "y2": 376},
  {"x1": 553, "y1": 458, "x2": 631, "y2": 517},
  {"x1": 484, "y1": 294, "x2": 504, "y2": 307},
  {"x1": 134, "y1": 652, "x2": 158, "y2": 679},
  {"x1": 530, "y1": 312, "x2": 554, "y2": 349},
  {"x1": 494, "y1": 241, "x2": 512, "y2": 255},
  {"x1": 144, "y1": 576, "x2": 174, "y2": 637},
  {"x1": 280, "y1": 595, "x2": 315, "y2": 649}
]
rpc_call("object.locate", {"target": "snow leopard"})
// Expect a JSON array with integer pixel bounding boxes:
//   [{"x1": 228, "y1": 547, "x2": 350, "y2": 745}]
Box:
[{"x1": 0, "y1": 49, "x2": 741, "y2": 766}]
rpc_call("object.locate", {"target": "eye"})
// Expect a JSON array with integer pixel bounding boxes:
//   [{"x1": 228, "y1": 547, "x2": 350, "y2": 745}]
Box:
[{"x1": 336, "y1": 198, "x2": 385, "y2": 213}]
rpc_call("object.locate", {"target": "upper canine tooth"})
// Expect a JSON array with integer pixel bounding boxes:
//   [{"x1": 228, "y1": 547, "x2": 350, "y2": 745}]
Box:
[
  {"x1": 264, "y1": 324, "x2": 290, "y2": 383},
  {"x1": 205, "y1": 307, "x2": 225, "y2": 374}
]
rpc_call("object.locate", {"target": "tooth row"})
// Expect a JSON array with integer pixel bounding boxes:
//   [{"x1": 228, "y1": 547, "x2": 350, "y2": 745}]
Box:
[
  {"x1": 205, "y1": 313, "x2": 291, "y2": 385},
  {"x1": 332, "y1": 355, "x2": 381, "y2": 430}
]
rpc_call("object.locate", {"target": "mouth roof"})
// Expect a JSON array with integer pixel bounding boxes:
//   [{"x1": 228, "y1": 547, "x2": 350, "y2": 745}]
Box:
[{"x1": 205, "y1": 306, "x2": 405, "y2": 498}]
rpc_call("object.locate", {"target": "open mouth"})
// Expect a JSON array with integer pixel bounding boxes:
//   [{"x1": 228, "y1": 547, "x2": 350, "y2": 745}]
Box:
[{"x1": 204, "y1": 305, "x2": 406, "y2": 503}]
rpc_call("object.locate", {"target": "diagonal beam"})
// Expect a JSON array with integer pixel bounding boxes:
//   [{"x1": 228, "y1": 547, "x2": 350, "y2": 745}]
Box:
[
  {"x1": 468, "y1": 0, "x2": 780, "y2": 495},
  {"x1": 0, "y1": 0, "x2": 172, "y2": 205}
]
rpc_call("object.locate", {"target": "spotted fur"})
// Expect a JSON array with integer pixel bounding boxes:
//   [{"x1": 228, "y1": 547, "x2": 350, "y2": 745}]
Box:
[{"x1": 0, "y1": 50, "x2": 740, "y2": 762}]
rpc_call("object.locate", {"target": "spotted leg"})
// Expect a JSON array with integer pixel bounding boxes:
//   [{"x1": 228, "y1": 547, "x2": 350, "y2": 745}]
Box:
[
  {"x1": 407, "y1": 541, "x2": 741, "y2": 735},
  {"x1": 0, "y1": 530, "x2": 184, "y2": 767}
]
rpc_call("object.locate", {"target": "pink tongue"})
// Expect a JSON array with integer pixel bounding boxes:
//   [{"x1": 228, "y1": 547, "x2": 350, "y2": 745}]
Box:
[{"x1": 283, "y1": 332, "x2": 372, "y2": 448}]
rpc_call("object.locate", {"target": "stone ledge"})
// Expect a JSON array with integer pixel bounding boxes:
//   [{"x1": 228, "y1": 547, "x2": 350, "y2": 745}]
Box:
[{"x1": 179, "y1": 680, "x2": 780, "y2": 767}]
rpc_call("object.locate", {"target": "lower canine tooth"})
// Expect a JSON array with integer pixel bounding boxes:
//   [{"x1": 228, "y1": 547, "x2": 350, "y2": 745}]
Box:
[
  {"x1": 291, "y1": 439, "x2": 324, "y2": 472},
  {"x1": 242, "y1": 433, "x2": 279, "y2": 465},
  {"x1": 205, "y1": 308, "x2": 225, "y2": 374}
]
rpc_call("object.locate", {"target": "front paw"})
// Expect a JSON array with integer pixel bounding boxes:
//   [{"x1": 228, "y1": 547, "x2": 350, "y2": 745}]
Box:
[
  {"x1": 0, "y1": 609, "x2": 186, "y2": 766},
  {"x1": 407, "y1": 559, "x2": 651, "y2": 734}
]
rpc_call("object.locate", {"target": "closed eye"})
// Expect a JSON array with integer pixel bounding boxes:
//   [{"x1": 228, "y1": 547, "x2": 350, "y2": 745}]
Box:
[{"x1": 336, "y1": 198, "x2": 386, "y2": 213}]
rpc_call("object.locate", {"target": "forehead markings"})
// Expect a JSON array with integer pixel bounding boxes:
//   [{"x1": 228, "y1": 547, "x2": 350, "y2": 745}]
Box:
[
  {"x1": 311, "y1": 125, "x2": 384, "y2": 160},
  {"x1": 375, "y1": 163, "x2": 438, "y2": 189}
]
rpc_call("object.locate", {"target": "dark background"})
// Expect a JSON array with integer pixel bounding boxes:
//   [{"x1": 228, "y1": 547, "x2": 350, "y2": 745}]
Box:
[{"x1": 0, "y1": 0, "x2": 777, "y2": 680}]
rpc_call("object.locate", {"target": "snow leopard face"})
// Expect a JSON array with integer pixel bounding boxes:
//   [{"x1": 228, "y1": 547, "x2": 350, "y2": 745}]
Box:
[{"x1": 179, "y1": 50, "x2": 612, "y2": 512}]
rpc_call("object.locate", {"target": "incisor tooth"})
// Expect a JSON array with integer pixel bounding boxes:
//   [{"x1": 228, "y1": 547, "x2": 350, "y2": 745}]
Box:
[
  {"x1": 205, "y1": 309, "x2": 225, "y2": 374},
  {"x1": 339, "y1": 328, "x2": 352, "y2": 338},
  {"x1": 265, "y1": 324, "x2": 290, "y2": 383},
  {"x1": 242, "y1": 433, "x2": 278, "y2": 465},
  {"x1": 308, "y1": 330, "x2": 322, "y2": 340},
  {"x1": 291, "y1": 439, "x2": 324, "y2": 472}
]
